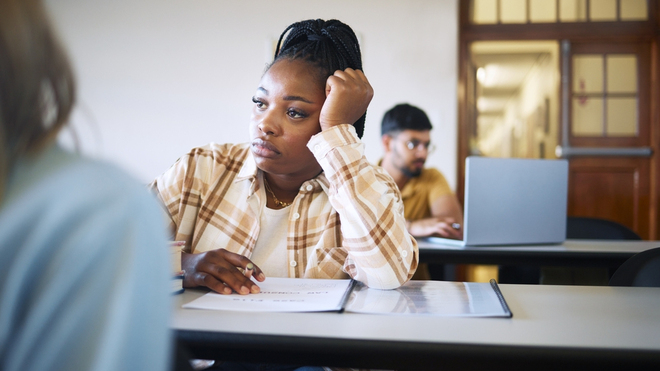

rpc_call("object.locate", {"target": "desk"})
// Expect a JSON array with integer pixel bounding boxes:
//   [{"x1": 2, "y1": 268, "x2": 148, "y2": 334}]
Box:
[
  {"x1": 173, "y1": 284, "x2": 660, "y2": 370},
  {"x1": 418, "y1": 239, "x2": 660, "y2": 269}
]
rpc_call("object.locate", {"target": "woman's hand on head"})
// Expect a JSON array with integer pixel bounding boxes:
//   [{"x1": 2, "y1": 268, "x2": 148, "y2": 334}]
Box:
[
  {"x1": 319, "y1": 68, "x2": 374, "y2": 132},
  {"x1": 181, "y1": 249, "x2": 265, "y2": 295}
]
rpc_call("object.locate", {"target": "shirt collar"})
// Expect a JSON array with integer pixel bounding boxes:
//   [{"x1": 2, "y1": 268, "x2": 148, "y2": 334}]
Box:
[
  {"x1": 234, "y1": 148, "x2": 329, "y2": 197},
  {"x1": 236, "y1": 149, "x2": 258, "y2": 182}
]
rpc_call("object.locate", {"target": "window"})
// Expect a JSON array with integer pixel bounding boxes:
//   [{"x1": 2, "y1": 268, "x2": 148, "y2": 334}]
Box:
[{"x1": 471, "y1": 0, "x2": 648, "y2": 24}]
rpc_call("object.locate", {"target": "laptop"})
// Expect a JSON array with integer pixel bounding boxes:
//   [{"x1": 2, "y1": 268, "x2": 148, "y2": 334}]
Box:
[{"x1": 426, "y1": 156, "x2": 568, "y2": 247}]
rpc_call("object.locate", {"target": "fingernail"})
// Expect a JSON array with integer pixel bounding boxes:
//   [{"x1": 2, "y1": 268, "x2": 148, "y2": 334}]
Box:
[
  {"x1": 240, "y1": 286, "x2": 249, "y2": 295},
  {"x1": 223, "y1": 287, "x2": 232, "y2": 295},
  {"x1": 251, "y1": 285, "x2": 260, "y2": 294},
  {"x1": 258, "y1": 273, "x2": 265, "y2": 281}
]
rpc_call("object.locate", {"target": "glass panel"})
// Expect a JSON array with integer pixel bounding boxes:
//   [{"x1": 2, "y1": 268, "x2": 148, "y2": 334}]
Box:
[
  {"x1": 501, "y1": 0, "x2": 527, "y2": 23},
  {"x1": 607, "y1": 55, "x2": 637, "y2": 93},
  {"x1": 560, "y1": 0, "x2": 587, "y2": 22},
  {"x1": 573, "y1": 55, "x2": 603, "y2": 93},
  {"x1": 620, "y1": 0, "x2": 648, "y2": 20},
  {"x1": 473, "y1": 0, "x2": 498, "y2": 24},
  {"x1": 606, "y1": 98, "x2": 638, "y2": 136},
  {"x1": 530, "y1": 0, "x2": 557, "y2": 23},
  {"x1": 573, "y1": 97, "x2": 603, "y2": 135},
  {"x1": 590, "y1": 0, "x2": 617, "y2": 21}
]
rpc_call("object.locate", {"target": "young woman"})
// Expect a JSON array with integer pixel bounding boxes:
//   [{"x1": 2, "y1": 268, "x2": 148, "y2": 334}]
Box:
[
  {"x1": 0, "y1": 1, "x2": 171, "y2": 370},
  {"x1": 151, "y1": 19, "x2": 418, "y2": 295}
]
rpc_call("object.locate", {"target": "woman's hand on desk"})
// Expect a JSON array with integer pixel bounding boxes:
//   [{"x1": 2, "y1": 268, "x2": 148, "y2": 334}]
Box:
[
  {"x1": 408, "y1": 217, "x2": 463, "y2": 240},
  {"x1": 181, "y1": 249, "x2": 264, "y2": 295}
]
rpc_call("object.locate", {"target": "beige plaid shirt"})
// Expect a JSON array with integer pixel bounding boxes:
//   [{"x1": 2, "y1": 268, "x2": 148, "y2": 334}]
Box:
[{"x1": 150, "y1": 125, "x2": 418, "y2": 289}]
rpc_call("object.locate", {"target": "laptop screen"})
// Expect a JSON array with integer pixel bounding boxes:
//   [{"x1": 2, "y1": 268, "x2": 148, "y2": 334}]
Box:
[{"x1": 463, "y1": 156, "x2": 568, "y2": 246}]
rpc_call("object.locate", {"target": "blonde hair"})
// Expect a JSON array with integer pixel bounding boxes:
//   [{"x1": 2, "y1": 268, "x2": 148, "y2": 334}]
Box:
[{"x1": 0, "y1": 0, "x2": 76, "y2": 199}]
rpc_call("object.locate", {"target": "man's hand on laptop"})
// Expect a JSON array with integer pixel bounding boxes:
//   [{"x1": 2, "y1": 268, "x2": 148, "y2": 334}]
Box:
[{"x1": 408, "y1": 217, "x2": 463, "y2": 240}]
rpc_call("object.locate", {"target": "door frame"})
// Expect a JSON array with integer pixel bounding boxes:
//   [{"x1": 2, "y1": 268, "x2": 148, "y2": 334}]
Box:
[{"x1": 457, "y1": 0, "x2": 660, "y2": 239}]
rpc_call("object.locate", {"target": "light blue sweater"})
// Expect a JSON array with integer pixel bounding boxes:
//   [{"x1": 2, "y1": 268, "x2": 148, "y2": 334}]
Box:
[{"x1": 0, "y1": 144, "x2": 171, "y2": 371}]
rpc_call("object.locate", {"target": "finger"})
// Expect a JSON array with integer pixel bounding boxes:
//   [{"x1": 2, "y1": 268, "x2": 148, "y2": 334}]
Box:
[
  {"x1": 336, "y1": 69, "x2": 370, "y2": 88},
  {"x1": 325, "y1": 75, "x2": 343, "y2": 92},
  {"x1": 250, "y1": 263, "x2": 266, "y2": 282},
  {"x1": 352, "y1": 69, "x2": 369, "y2": 84},
  {"x1": 439, "y1": 225, "x2": 462, "y2": 239},
  {"x1": 216, "y1": 252, "x2": 262, "y2": 293},
  {"x1": 338, "y1": 69, "x2": 373, "y2": 99},
  {"x1": 241, "y1": 262, "x2": 266, "y2": 282},
  {"x1": 207, "y1": 263, "x2": 259, "y2": 295},
  {"x1": 187, "y1": 250, "x2": 258, "y2": 294},
  {"x1": 332, "y1": 68, "x2": 357, "y2": 81},
  {"x1": 189, "y1": 271, "x2": 232, "y2": 295},
  {"x1": 244, "y1": 262, "x2": 254, "y2": 279},
  {"x1": 435, "y1": 227, "x2": 451, "y2": 238}
]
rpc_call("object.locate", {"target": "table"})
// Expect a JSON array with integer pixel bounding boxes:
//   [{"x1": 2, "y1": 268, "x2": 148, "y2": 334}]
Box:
[
  {"x1": 418, "y1": 239, "x2": 660, "y2": 269},
  {"x1": 173, "y1": 284, "x2": 660, "y2": 370}
]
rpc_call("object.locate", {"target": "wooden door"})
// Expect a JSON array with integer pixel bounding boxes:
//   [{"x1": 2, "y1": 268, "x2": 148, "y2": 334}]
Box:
[{"x1": 562, "y1": 42, "x2": 653, "y2": 239}]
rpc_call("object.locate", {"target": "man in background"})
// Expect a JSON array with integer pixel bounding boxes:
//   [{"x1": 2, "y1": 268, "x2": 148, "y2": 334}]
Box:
[{"x1": 379, "y1": 103, "x2": 463, "y2": 279}]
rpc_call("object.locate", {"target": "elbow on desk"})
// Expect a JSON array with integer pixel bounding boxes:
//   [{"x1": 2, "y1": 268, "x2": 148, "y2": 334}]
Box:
[{"x1": 353, "y1": 249, "x2": 418, "y2": 290}]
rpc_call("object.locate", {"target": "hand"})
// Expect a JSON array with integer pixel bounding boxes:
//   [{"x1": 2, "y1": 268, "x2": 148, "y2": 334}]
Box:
[
  {"x1": 408, "y1": 217, "x2": 463, "y2": 239},
  {"x1": 181, "y1": 248, "x2": 265, "y2": 295},
  {"x1": 319, "y1": 68, "x2": 373, "y2": 132}
]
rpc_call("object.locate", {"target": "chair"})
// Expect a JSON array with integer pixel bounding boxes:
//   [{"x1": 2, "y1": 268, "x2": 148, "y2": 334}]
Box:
[
  {"x1": 609, "y1": 247, "x2": 660, "y2": 287},
  {"x1": 540, "y1": 217, "x2": 641, "y2": 285},
  {"x1": 566, "y1": 217, "x2": 641, "y2": 240}
]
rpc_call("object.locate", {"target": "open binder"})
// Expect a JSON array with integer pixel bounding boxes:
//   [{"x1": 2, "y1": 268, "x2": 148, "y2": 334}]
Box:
[{"x1": 182, "y1": 277, "x2": 512, "y2": 318}]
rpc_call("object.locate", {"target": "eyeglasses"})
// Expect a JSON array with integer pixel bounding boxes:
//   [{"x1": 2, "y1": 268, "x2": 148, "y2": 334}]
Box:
[{"x1": 404, "y1": 140, "x2": 436, "y2": 154}]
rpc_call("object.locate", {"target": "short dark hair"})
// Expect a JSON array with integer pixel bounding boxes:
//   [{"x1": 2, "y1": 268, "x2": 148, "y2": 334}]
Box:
[
  {"x1": 381, "y1": 103, "x2": 432, "y2": 136},
  {"x1": 271, "y1": 19, "x2": 366, "y2": 139}
]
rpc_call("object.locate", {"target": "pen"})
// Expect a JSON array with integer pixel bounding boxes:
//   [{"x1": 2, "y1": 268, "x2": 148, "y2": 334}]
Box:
[
  {"x1": 451, "y1": 223, "x2": 461, "y2": 230},
  {"x1": 244, "y1": 262, "x2": 254, "y2": 279}
]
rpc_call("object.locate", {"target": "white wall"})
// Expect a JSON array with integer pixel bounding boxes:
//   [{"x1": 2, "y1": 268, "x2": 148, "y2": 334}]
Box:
[{"x1": 44, "y1": 0, "x2": 459, "y2": 188}]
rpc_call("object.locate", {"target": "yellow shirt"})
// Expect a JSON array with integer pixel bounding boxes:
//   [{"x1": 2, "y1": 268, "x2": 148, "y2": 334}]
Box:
[{"x1": 400, "y1": 168, "x2": 453, "y2": 221}]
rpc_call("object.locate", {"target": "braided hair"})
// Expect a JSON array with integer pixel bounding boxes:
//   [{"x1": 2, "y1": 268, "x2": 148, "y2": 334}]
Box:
[{"x1": 272, "y1": 19, "x2": 366, "y2": 138}]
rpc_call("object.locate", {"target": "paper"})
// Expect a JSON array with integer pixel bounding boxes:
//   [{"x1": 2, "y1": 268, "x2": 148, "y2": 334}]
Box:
[
  {"x1": 346, "y1": 280, "x2": 511, "y2": 317},
  {"x1": 181, "y1": 278, "x2": 512, "y2": 318},
  {"x1": 182, "y1": 277, "x2": 354, "y2": 312}
]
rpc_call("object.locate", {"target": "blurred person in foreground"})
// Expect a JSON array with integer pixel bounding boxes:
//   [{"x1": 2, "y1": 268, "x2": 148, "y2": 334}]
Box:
[{"x1": 0, "y1": 1, "x2": 172, "y2": 370}]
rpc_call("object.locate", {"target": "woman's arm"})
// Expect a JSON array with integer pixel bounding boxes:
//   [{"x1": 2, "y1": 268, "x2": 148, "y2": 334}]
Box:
[{"x1": 309, "y1": 124, "x2": 418, "y2": 289}]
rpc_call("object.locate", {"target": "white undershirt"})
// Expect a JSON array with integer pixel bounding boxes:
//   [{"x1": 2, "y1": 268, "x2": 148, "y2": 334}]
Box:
[{"x1": 250, "y1": 200, "x2": 290, "y2": 278}]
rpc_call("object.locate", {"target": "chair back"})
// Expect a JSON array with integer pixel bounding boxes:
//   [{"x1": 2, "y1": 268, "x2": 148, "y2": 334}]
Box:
[
  {"x1": 566, "y1": 217, "x2": 641, "y2": 240},
  {"x1": 609, "y1": 247, "x2": 660, "y2": 287}
]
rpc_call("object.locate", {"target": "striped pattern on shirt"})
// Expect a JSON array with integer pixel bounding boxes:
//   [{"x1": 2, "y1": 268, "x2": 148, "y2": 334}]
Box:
[{"x1": 150, "y1": 125, "x2": 418, "y2": 289}]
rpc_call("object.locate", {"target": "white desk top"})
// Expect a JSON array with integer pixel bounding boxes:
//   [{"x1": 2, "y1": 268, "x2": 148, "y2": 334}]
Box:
[
  {"x1": 417, "y1": 238, "x2": 660, "y2": 253},
  {"x1": 173, "y1": 284, "x2": 660, "y2": 352}
]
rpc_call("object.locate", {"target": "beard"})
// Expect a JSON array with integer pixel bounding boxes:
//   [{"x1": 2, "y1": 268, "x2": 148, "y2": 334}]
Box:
[{"x1": 401, "y1": 165, "x2": 422, "y2": 178}]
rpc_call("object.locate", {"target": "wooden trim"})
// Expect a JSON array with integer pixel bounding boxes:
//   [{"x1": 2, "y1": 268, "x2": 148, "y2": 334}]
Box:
[
  {"x1": 462, "y1": 21, "x2": 656, "y2": 42},
  {"x1": 652, "y1": 36, "x2": 660, "y2": 240}
]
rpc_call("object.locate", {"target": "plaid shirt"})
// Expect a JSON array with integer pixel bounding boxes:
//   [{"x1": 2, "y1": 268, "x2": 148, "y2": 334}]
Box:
[{"x1": 150, "y1": 125, "x2": 418, "y2": 289}]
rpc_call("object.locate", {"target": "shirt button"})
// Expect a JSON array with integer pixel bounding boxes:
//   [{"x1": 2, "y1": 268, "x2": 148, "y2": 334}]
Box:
[
  {"x1": 306, "y1": 185, "x2": 313, "y2": 191},
  {"x1": 401, "y1": 250, "x2": 408, "y2": 258},
  {"x1": 292, "y1": 212, "x2": 300, "y2": 220},
  {"x1": 290, "y1": 261, "x2": 297, "y2": 267},
  {"x1": 314, "y1": 145, "x2": 321, "y2": 152}
]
